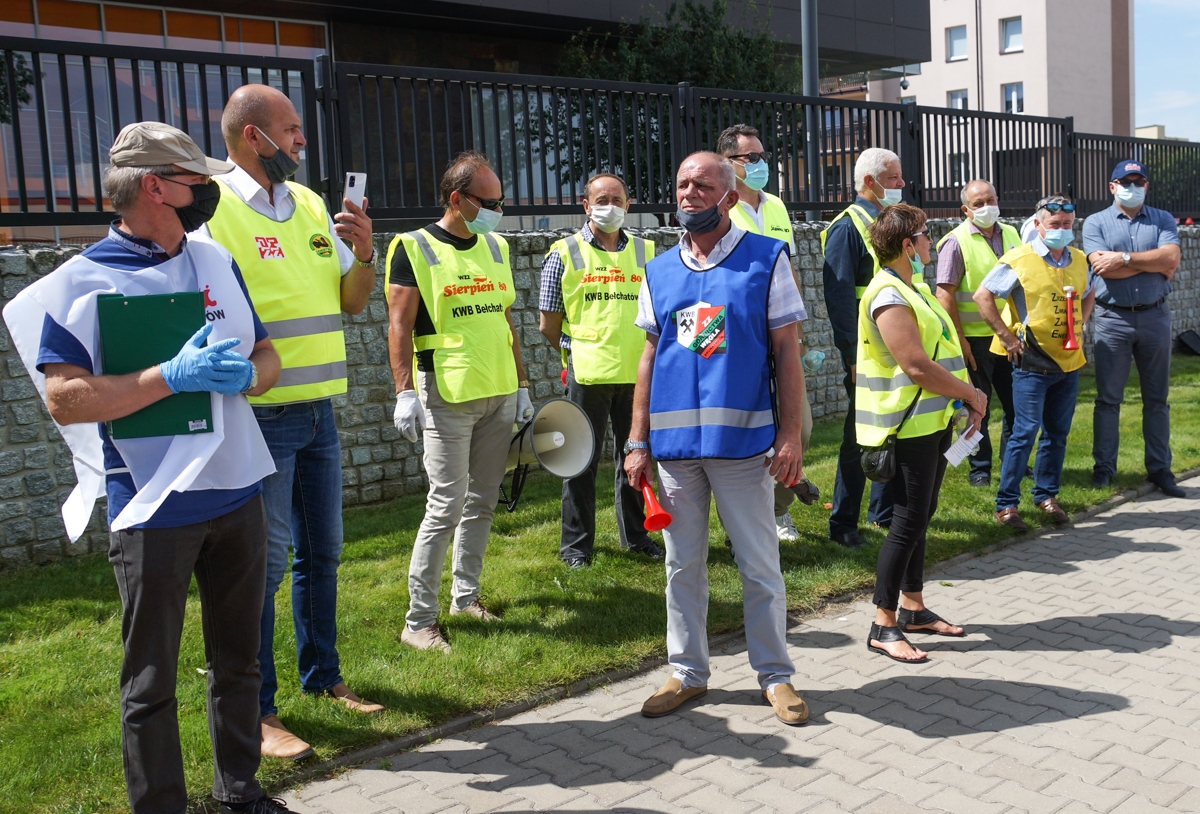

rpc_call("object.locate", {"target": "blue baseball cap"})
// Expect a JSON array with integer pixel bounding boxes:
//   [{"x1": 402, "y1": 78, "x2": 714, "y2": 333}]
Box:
[{"x1": 1111, "y1": 159, "x2": 1148, "y2": 181}]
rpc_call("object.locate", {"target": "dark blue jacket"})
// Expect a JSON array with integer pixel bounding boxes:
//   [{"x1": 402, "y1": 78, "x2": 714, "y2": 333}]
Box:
[{"x1": 822, "y1": 196, "x2": 881, "y2": 367}]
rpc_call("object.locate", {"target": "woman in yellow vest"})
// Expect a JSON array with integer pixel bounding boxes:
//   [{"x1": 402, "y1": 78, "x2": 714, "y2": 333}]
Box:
[
  {"x1": 385, "y1": 151, "x2": 532, "y2": 654},
  {"x1": 857, "y1": 204, "x2": 984, "y2": 663}
]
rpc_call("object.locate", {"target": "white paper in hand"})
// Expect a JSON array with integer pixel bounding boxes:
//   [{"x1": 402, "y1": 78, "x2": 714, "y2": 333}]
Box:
[{"x1": 944, "y1": 427, "x2": 984, "y2": 467}]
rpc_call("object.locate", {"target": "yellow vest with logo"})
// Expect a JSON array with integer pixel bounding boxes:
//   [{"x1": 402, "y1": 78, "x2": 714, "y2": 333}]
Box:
[
  {"x1": 855, "y1": 271, "x2": 970, "y2": 447},
  {"x1": 730, "y1": 191, "x2": 793, "y2": 246},
  {"x1": 554, "y1": 231, "x2": 651, "y2": 385},
  {"x1": 987, "y1": 244, "x2": 1088, "y2": 373},
  {"x1": 936, "y1": 220, "x2": 1022, "y2": 337},
  {"x1": 206, "y1": 179, "x2": 346, "y2": 404},
  {"x1": 385, "y1": 229, "x2": 517, "y2": 403},
  {"x1": 821, "y1": 203, "x2": 932, "y2": 299}
]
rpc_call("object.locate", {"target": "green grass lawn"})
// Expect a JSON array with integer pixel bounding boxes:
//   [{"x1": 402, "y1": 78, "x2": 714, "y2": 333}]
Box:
[{"x1": 4, "y1": 357, "x2": 1200, "y2": 813}]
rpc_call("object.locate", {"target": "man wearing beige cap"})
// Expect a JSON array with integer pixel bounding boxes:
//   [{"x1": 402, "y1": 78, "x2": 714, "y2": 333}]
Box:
[{"x1": 1, "y1": 122, "x2": 294, "y2": 814}]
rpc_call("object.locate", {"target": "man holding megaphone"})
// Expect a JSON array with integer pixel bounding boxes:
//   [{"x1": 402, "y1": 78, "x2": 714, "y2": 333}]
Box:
[
  {"x1": 385, "y1": 151, "x2": 533, "y2": 654},
  {"x1": 625, "y1": 152, "x2": 810, "y2": 727},
  {"x1": 539, "y1": 173, "x2": 663, "y2": 569}
]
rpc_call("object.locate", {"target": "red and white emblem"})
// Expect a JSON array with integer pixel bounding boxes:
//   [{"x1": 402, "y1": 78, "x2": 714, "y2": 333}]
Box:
[{"x1": 255, "y1": 237, "x2": 286, "y2": 259}]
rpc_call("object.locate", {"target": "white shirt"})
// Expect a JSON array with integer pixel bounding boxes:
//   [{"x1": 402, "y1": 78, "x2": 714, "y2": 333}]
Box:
[
  {"x1": 736, "y1": 190, "x2": 797, "y2": 255},
  {"x1": 200, "y1": 164, "x2": 356, "y2": 276},
  {"x1": 635, "y1": 224, "x2": 807, "y2": 335}
]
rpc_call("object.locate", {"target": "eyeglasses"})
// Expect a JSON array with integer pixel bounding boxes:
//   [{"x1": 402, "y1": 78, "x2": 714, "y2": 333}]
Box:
[
  {"x1": 1114, "y1": 178, "x2": 1148, "y2": 188},
  {"x1": 728, "y1": 151, "x2": 772, "y2": 164},
  {"x1": 911, "y1": 229, "x2": 929, "y2": 239},
  {"x1": 462, "y1": 191, "x2": 505, "y2": 211},
  {"x1": 1039, "y1": 202, "x2": 1075, "y2": 214}
]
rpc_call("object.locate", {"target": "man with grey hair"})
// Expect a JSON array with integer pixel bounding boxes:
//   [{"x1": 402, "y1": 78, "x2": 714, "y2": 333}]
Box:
[
  {"x1": 625, "y1": 151, "x2": 810, "y2": 725},
  {"x1": 935, "y1": 179, "x2": 1023, "y2": 487},
  {"x1": 2, "y1": 122, "x2": 291, "y2": 814},
  {"x1": 820, "y1": 147, "x2": 903, "y2": 549}
]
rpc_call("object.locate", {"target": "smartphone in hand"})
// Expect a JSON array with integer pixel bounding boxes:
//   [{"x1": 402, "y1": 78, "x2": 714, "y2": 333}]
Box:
[{"x1": 343, "y1": 172, "x2": 366, "y2": 212}]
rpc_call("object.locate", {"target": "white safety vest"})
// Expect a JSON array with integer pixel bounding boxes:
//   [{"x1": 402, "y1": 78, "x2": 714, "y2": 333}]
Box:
[{"x1": 1, "y1": 234, "x2": 275, "y2": 538}]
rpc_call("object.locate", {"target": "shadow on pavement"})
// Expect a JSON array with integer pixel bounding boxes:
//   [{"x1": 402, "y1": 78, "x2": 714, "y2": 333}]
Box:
[{"x1": 940, "y1": 612, "x2": 1200, "y2": 653}]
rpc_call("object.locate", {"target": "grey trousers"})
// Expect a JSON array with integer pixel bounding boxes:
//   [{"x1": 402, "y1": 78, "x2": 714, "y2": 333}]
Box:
[
  {"x1": 108, "y1": 496, "x2": 267, "y2": 814},
  {"x1": 408, "y1": 370, "x2": 518, "y2": 631},
  {"x1": 1092, "y1": 301, "x2": 1173, "y2": 477},
  {"x1": 657, "y1": 456, "x2": 795, "y2": 691}
]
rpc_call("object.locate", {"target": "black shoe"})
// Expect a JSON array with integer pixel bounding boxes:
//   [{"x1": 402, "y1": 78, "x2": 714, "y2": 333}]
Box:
[
  {"x1": 1092, "y1": 471, "x2": 1113, "y2": 488},
  {"x1": 830, "y1": 529, "x2": 867, "y2": 549},
  {"x1": 969, "y1": 473, "x2": 991, "y2": 488},
  {"x1": 1024, "y1": 465, "x2": 1035, "y2": 480},
  {"x1": 724, "y1": 535, "x2": 733, "y2": 549},
  {"x1": 218, "y1": 797, "x2": 296, "y2": 814},
  {"x1": 1149, "y1": 471, "x2": 1185, "y2": 498},
  {"x1": 628, "y1": 540, "x2": 665, "y2": 560},
  {"x1": 564, "y1": 556, "x2": 590, "y2": 570}
]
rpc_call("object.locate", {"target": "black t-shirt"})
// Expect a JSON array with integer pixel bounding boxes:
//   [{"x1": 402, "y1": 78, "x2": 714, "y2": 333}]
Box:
[{"x1": 389, "y1": 223, "x2": 481, "y2": 372}]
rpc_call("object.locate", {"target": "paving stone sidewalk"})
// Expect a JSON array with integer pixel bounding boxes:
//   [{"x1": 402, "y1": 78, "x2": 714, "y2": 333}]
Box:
[{"x1": 285, "y1": 477, "x2": 1200, "y2": 814}]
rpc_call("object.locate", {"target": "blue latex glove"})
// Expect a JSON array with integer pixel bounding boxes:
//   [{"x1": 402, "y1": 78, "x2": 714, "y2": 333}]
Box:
[{"x1": 159, "y1": 323, "x2": 250, "y2": 395}]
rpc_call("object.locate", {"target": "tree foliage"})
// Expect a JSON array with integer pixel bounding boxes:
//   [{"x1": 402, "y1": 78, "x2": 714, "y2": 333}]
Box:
[
  {"x1": 0, "y1": 53, "x2": 35, "y2": 126},
  {"x1": 557, "y1": 0, "x2": 803, "y2": 94}
]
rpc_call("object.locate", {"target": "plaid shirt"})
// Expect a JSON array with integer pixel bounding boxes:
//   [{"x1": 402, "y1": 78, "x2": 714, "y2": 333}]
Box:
[
  {"x1": 935, "y1": 220, "x2": 1007, "y2": 288},
  {"x1": 538, "y1": 222, "x2": 628, "y2": 349}
]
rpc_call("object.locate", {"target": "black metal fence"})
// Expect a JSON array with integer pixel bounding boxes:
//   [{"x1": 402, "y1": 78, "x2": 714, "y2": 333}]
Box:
[{"x1": 3, "y1": 40, "x2": 1200, "y2": 231}]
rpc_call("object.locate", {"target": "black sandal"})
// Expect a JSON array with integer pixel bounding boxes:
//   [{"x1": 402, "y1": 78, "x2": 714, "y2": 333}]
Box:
[
  {"x1": 897, "y1": 607, "x2": 966, "y2": 637},
  {"x1": 867, "y1": 623, "x2": 929, "y2": 663}
]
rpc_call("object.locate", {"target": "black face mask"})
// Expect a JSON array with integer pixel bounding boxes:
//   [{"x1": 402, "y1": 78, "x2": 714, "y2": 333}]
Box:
[
  {"x1": 676, "y1": 191, "x2": 729, "y2": 234},
  {"x1": 254, "y1": 127, "x2": 299, "y2": 184},
  {"x1": 168, "y1": 179, "x2": 221, "y2": 232}
]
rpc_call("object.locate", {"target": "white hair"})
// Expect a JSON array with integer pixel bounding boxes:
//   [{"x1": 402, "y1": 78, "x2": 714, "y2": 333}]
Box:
[
  {"x1": 680, "y1": 151, "x2": 737, "y2": 193},
  {"x1": 102, "y1": 164, "x2": 178, "y2": 215},
  {"x1": 854, "y1": 148, "x2": 900, "y2": 194}
]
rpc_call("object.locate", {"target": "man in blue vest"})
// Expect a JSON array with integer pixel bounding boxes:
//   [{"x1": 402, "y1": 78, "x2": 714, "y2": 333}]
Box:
[{"x1": 625, "y1": 151, "x2": 809, "y2": 726}]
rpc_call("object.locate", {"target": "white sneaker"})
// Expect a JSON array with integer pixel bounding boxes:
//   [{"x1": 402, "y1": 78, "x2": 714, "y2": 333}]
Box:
[{"x1": 776, "y1": 513, "x2": 800, "y2": 542}]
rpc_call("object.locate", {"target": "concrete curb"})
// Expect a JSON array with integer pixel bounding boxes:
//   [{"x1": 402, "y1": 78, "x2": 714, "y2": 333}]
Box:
[{"x1": 264, "y1": 465, "x2": 1200, "y2": 795}]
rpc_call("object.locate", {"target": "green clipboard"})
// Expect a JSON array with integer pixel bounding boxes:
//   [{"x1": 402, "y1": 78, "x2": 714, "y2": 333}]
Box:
[{"x1": 97, "y1": 292, "x2": 215, "y2": 439}]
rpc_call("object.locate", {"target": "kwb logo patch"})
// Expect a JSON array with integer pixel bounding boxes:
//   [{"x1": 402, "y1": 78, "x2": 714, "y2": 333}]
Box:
[
  {"x1": 674, "y1": 301, "x2": 727, "y2": 358},
  {"x1": 256, "y1": 237, "x2": 286, "y2": 259}
]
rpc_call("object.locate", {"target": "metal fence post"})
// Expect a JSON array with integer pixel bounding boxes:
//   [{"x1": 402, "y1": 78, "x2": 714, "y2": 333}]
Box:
[
  {"x1": 901, "y1": 103, "x2": 923, "y2": 209},
  {"x1": 1063, "y1": 115, "x2": 1076, "y2": 200},
  {"x1": 675, "y1": 82, "x2": 693, "y2": 164},
  {"x1": 315, "y1": 54, "x2": 340, "y2": 206}
]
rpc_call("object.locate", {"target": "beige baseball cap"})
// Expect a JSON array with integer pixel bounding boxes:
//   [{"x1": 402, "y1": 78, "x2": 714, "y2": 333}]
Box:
[{"x1": 109, "y1": 121, "x2": 234, "y2": 175}]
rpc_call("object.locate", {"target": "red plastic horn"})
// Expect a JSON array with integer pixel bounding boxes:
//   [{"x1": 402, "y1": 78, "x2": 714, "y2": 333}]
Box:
[
  {"x1": 1063, "y1": 286, "x2": 1080, "y2": 351},
  {"x1": 640, "y1": 475, "x2": 673, "y2": 531}
]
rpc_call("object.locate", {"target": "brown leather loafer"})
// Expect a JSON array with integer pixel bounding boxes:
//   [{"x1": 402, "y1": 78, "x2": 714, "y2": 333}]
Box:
[
  {"x1": 995, "y1": 507, "x2": 1028, "y2": 531},
  {"x1": 261, "y1": 714, "x2": 313, "y2": 761},
  {"x1": 1037, "y1": 497, "x2": 1069, "y2": 525},
  {"x1": 325, "y1": 682, "x2": 385, "y2": 714},
  {"x1": 762, "y1": 682, "x2": 809, "y2": 726},
  {"x1": 641, "y1": 677, "x2": 707, "y2": 718}
]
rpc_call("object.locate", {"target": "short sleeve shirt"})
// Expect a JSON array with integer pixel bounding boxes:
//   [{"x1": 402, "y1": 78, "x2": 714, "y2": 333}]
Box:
[{"x1": 1081, "y1": 203, "x2": 1179, "y2": 307}]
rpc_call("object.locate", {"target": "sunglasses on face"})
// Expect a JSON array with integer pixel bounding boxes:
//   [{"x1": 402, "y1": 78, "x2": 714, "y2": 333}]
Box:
[
  {"x1": 911, "y1": 229, "x2": 929, "y2": 238},
  {"x1": 1114, "y1": 178, "x2": 1148, "y2": 188},
  {"x1": 1039, "y1": 203, "x2": 1075, "y2": 214},
  {"x1": 729, "y1": 151, "x2": 772, "y2": 164},
  {"x1": 462, "y1": 191, "x2": 504, "y2": 211}
]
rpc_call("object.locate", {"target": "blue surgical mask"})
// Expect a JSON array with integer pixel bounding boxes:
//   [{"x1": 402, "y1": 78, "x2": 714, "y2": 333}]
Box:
[
  {"x1": 876, "y1": 183, "x2": 903, "y2": 208},
  {"x1": 741, "y1": 160, "x2": 770, "y2": 191},
  {"x1": 676, "y1": 191, "x2": 729, "y2": 234},
  {"x1": 1114, "y1": 183, "x2": 1146, "y2": 208},
  {"x1": 462, "y1": 196, "x2": 502, "y2": 235},
  {"x1": 1042, "y1": 229, "x2": 1073, "y2": 250}
]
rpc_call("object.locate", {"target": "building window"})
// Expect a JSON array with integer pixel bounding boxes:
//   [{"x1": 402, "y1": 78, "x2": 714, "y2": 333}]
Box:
[
  {"x1": 104, "y1": 4, "x2": 165, "y2": 48},
  {"x1": 900, "y1": 96, "x2": 916, "y2": 105},
  {"x1": 1001, "y1": 18, "x2": 1023, "y2": 53},
  {"x1": 1003, "y1": 83, "x2": 1024, "y2": 114},
  {"x1": 948, "y1": 90, "x2": 969, "y2": 110},
  {"x1": 947, "y1": 26, "x2": 968, "y2": 61},
  {"x1": 0, "y1": 0, "x2": 36, "y2": 37}
]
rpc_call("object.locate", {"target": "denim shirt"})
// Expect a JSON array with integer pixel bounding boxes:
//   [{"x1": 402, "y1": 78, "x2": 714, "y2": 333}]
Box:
[{"x1": 1081, "y1": 203, "x2": 1179, "y2": 307}]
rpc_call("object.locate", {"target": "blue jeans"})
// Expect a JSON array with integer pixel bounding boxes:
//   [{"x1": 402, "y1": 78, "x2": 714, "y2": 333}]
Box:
[
  {"x1": 253, "y1": 399, "x2": 344, "y2": 718},
  {"x1": 996, "y1": 369, "x2": 1079, "y2": 511}
]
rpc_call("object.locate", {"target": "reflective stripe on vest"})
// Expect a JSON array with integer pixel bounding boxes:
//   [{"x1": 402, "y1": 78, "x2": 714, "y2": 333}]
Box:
[
  {"x1": 987, "y1": 244, "x2": 1089, "y2": 373},
  {"x1": 854, "y1": 272, "x2": 969, "y2": 447},
  {"x1": 556, "y1": 231, "x2": 650, "y2": 385},
  {"x1": 936, "y1": 221, "x2": 1022, "y2": 336},
  {"x1": 385, "y1": 229, "x2": 517, "y2": 403},
  {"x1": 821, "y1": 204, "x2": 879, "y2": 301},
  {"x1": 206, "y1": 179, "x2": 347, "y2": 405},
  {"x1": 650, "y1": 406, "x2": 775, "y2": 431}
]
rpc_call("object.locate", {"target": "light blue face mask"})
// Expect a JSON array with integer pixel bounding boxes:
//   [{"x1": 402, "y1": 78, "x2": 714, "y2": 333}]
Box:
[
  {"x1": 1042, "y1": 228, "x2": 1073, "y2": 250},
  {"x1": 741, "y1": 160, "x2": 770, "y2": 191},
  {"x1": 876, "y1": 183, "x2": 903, "y2": 207},
  {"x1": 462, "y1": 195, "x2": 502, "y2": 235},
  {"x1": 1114, "y1": 183, "x2": 1146, "y2": 208}
]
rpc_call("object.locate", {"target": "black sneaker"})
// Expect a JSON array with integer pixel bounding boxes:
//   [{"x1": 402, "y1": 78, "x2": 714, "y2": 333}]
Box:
[
  {"x1": 969, "y1": 473, "x2": 991, "y2": 488},
  {"x1": 1092, "y1": 471, "x2": 1113, "y2": 488},
  {"x1": 218, "y1": 797, "x2": 295, "y2": 814},
  {"x1": 1149, "y1": 471, "x2": 1185, "y2": 498},
  {"x1": 628, "y1": 540, "x2": 665, "y2": 560},
  {"x1": 830, "y1": 529, "x2": 867, "y2": 549},
  {"x1": 1024, "y1": 465, "x2": 1035, "y2": 480},
  {"x1": 564, "y1": 556, "x2": 590, "y2": 570}
]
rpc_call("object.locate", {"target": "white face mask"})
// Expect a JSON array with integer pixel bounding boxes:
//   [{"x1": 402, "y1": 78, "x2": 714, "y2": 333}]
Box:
[
  {"x1": 969, "y1": 204, "x2": 1000, "y2": 228},
  {"x1": 874, "y1": 180, "x2": 903, "y2": 207},
  {"x1": 589, "y1": 204, "x2": 626, "y2": 233}
]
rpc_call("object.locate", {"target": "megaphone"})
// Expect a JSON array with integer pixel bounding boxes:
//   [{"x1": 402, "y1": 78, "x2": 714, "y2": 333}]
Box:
[{"x1": 501, "y1": 398, "x2": 595, "y2": 511}]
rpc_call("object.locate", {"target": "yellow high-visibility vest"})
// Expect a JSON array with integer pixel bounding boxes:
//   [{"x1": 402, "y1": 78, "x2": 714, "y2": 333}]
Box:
[
  {"x1": 987, "y1": 244, "x2": 1088, "y2": 373},
  {"x1": 385, "y1": 229, "x2": 517, "y2": 403},
  {"x1": 206, "y1": 180, "x2": 346, "y2": 404},
  {"x1": 936, "y1": 220, "x2": 1022, "y2": 337},
  {"x1": 553, "y1": 231, "x2": 652, "y2": 385},
  {"x1": 730, "y1": 191, "x2": 793, "y2": 247}
]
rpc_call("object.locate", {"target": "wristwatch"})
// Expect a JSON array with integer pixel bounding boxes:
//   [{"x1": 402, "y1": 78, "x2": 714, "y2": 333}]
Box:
[
  {"x1": 355, "y1": 248, "x2": 377, "y2": 268},
  {"x1": 624, "y1": 438, "x2": 649, "y2": 454},
  {"x1": 241, "y1": 362, "x2": 259, "y2": 394},
  {"x1": 518, "y1": 379, "x2": 530, "y2": 388},
  {"x1": 1122, "y1": 252, "x2": 1131, "y2": 267}
]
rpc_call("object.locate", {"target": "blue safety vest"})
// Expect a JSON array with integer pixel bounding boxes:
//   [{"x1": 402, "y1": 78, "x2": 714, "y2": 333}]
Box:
[{"x1": 647, "y1": 231, "x2": 782, "y2": 460}]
